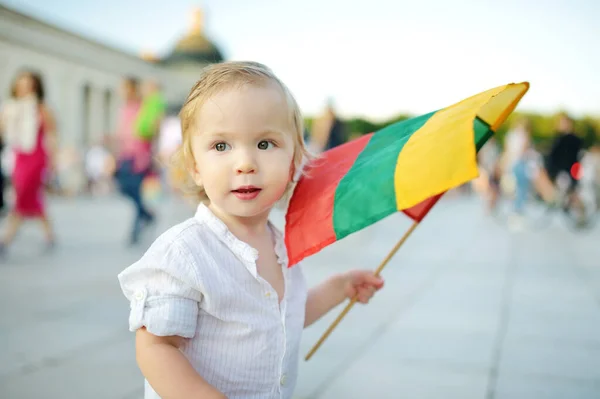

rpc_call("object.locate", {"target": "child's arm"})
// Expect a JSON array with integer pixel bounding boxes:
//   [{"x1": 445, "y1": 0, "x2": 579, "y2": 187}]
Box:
[
  {"x1": 136, "y1": 328, "x2": 227, "y2": 399},
  {"x1": 304, "y1": 270, "x2": 384, "y2": 327},
  {"x1": 118, "y1": 239, "x2": 222, "y2": 398}
]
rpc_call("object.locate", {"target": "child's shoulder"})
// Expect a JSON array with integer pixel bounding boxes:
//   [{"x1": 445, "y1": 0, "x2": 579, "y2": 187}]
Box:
[{"x1": 143, "y1": 216, "x2": 219, "y2": 262}]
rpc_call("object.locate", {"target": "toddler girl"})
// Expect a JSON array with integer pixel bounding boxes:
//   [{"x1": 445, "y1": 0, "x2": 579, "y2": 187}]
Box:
[{"x1": 118, "y1": 61, "x2": 384, "y2": 399}]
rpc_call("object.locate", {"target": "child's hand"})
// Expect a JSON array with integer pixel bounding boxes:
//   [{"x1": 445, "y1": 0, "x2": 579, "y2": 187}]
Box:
[
  {"x1": 305, "y1": 270, "x2": 385, "y2": 327},
  {"x1": 341, "y1": 270, "x2": 384, "y2": 304}
]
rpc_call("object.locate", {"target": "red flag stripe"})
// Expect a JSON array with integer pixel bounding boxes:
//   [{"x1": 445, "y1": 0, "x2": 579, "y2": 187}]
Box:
[{"x1": 285, "y1": 134, "x2": 373, "y2": 266}]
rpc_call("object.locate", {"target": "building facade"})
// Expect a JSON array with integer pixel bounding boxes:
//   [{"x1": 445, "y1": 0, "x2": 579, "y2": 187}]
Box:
[{"x1": 0, "y1": 5, "x2": 222, "y2": 167}]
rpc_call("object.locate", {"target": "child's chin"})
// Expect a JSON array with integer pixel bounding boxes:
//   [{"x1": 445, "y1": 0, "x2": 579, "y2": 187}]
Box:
[{"x1": 228, "y1": 201, "x2": 275, "y2": 218}]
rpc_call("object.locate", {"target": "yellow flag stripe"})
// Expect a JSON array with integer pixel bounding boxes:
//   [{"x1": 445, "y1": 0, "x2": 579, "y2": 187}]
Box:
[{"x1": 394, "y1": 82, "x2": 530, "y2": 210}]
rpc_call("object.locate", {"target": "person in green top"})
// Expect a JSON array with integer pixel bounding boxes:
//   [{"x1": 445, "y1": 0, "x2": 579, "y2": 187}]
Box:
[{"x1": 136, "y1": 80, "x2": 166, "y2": 141}]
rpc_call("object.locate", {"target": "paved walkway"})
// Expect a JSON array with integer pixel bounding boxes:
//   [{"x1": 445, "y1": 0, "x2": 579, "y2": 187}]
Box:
[{"x1": 0, "y1": 193, "x2": 598, "y2": 399}]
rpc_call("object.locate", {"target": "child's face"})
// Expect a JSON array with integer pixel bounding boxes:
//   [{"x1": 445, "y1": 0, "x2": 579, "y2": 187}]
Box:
[{"x1": 191, "y1": 83, "x2": 295, "y2": 220}]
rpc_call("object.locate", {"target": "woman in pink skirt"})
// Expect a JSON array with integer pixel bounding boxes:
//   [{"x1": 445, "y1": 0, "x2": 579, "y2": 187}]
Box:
[{"x1": 0, "y1": 71, "x2": 57, "y2": 257}]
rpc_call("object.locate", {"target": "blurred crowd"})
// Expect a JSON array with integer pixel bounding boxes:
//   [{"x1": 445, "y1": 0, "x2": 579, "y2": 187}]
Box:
[
  {"x1": 0, "y1": 68, "x2": 599, "y2": 256},
  {"x1": 0, "y1": 69, "x2": 351, "y2": 253},
  {"x1": 476, "y1": 113, "x2": 600, "y2": 229}
]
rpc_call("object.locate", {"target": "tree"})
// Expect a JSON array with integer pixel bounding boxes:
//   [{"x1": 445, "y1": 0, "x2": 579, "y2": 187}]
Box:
[{"x1": 304, "y1": 111, "x2": 599, "y2": 149}]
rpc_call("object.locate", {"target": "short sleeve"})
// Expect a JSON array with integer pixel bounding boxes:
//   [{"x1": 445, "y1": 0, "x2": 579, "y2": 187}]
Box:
[{"x1": 117, "y1": 240, "x2": 202, "y2": 338}]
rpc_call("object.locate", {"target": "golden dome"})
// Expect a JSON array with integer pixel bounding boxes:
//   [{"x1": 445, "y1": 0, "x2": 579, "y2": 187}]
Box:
[{"x1": 164, "y1": 7, "x2": 224, "y2": 65}]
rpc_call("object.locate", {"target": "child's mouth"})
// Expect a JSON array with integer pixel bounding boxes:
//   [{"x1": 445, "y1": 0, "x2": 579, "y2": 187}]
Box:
[{"x1": 232, "y1": 186, "x2": 262, "y2": 200}]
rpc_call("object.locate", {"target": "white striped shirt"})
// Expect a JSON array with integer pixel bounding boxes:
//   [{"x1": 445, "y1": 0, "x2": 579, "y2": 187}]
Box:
[{"x1": 118, "y1": 203, "x2": 308, "y2": 399}]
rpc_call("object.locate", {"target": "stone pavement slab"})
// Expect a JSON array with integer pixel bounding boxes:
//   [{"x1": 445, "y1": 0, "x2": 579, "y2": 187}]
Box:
[{"x1": 0, "y1": 193, "x2": 598, "y2": 399}]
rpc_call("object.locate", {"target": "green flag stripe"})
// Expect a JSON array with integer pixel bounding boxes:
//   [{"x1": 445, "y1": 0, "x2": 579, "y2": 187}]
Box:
[
  {"x1": 332, "y1": 114, "x2": 493, "y2": 241},
  {"x1": 332, "y1": 112, "x2": 435, "y2": 240},
  {"x1": 474, "y1": 116, "x2": 493, "y2": 151}
]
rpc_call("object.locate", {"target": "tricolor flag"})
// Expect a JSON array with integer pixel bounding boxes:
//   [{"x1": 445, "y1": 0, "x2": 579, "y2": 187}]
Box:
[{"x1": 285, "y1": 82, "x2": 530, "y2": 266}]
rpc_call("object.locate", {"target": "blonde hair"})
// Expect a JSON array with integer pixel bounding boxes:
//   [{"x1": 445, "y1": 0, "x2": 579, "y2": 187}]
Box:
[{"x1": 170, "y1": 61, "x2": 313, "y2": 204}]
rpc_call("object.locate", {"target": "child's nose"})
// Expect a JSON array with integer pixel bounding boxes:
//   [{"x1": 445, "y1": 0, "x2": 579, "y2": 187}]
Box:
[
  {"x1": 235, "y1": 149, "x2": 257, "y2": 174},
  {"x1": 236, "y1": 164, "x2": 256, "y2": 174},
  {"x1": 236, "y1": 157, "x2": 256, "y2": 174}
]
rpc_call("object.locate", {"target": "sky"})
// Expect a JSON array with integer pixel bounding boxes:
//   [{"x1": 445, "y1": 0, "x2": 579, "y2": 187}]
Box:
[{"x1": 2, "y1": 0, "x2": 600, "y2": 119}]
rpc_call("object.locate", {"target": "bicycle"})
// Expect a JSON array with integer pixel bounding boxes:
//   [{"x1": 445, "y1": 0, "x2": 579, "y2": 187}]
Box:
[{"x1": 493, "y1": 150, "x2": 598, "y2": 232}]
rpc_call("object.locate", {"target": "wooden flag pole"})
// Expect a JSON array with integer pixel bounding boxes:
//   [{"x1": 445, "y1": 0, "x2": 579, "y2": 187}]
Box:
[{"x1": 304, "y1": 220, "x2": 421, "y2": 361}]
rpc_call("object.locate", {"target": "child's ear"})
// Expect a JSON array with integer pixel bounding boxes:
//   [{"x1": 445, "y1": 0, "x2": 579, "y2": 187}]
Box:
[
  {"x1": 290, "y1": 156, "x2": 306, "y2": 183},
  {"x1": 188, "y1": 162, "x2": 203, "y2": 187},
  {"x1": 192, "y1": 169, "x2": 203, "y2": 187}
]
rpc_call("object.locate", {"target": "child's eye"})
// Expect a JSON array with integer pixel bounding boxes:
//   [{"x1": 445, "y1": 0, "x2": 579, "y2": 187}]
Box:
[
  {"x1": 214, "y1": 142, "x2": 230, "y2": 152},
  {"x1": 257, "y1": 140, "x2": 274, "y2": 150}
]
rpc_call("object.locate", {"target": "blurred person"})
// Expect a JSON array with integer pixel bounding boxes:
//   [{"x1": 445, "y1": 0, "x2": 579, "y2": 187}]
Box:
[
  {"x1": 157, "y1": 104, "x2": 183, "y2": 194},
  {"x1": 502, "y1": 118, "x2": 533, "y2": 228},
  {"x1": 113, "y1": 76, "x2": 157, "y2": 245},
  {"x1": 117, "y1": 61, "x2": 383, "y2": 399},
  {"x1": 309, "y1": 99, "x2": 346, "y2": 153},
  {"x1": 591, "y1": 144, "x2": 600, "y2": 188},
  {"x1": 0, "y1": 131, "x2": 5, "y2": 216},
  {"x1": 136, "y1": 79, "x2": 167, "y2": 142},
  {"x1": 85, "y1": 137, "x2": 113, "y2": 196},
  {"x1": 591, "y1": 144, "x2": 600, "y2": 208},
  {"x1": 138, "y1": 79, "x2": 167, "y2": 203},
  {"x1": 0, "y1": 71, "x2": 58, "y2": 256},
  {"x1": 0, "y1": 95, "x2": 6, "y2": 216},
  {"x1": 534, "y1": 113, "x2": 586, "y2": 223},
  {"x1": 478, "y1": 137, "x2": 501, "y2": 213},
  {"x1": 157, "y1": 105, "x2": 182, "y2": 162},
  {"x1": 578, "y1": 144, "x2": 600, "y2": 210},
  {"x1": 57, "y1": 145, "x2": 85, "y2": 197}
]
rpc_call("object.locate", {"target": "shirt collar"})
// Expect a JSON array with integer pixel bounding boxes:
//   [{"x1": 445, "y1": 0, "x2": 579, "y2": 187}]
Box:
[{"x1": 194, "y1": 203, "x2": 289, "y2": 277}]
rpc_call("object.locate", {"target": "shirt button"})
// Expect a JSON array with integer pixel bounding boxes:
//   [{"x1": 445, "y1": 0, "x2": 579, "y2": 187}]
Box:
[
  {"x1": 134, "y1": 291, "x2": 144, "y2": 301},
  {"x1": 280, "y1": 374, "x2": 287, "y2": 386},
  {"x1": 265, "y1": 291, "x2": 271, "y2": 298}
]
